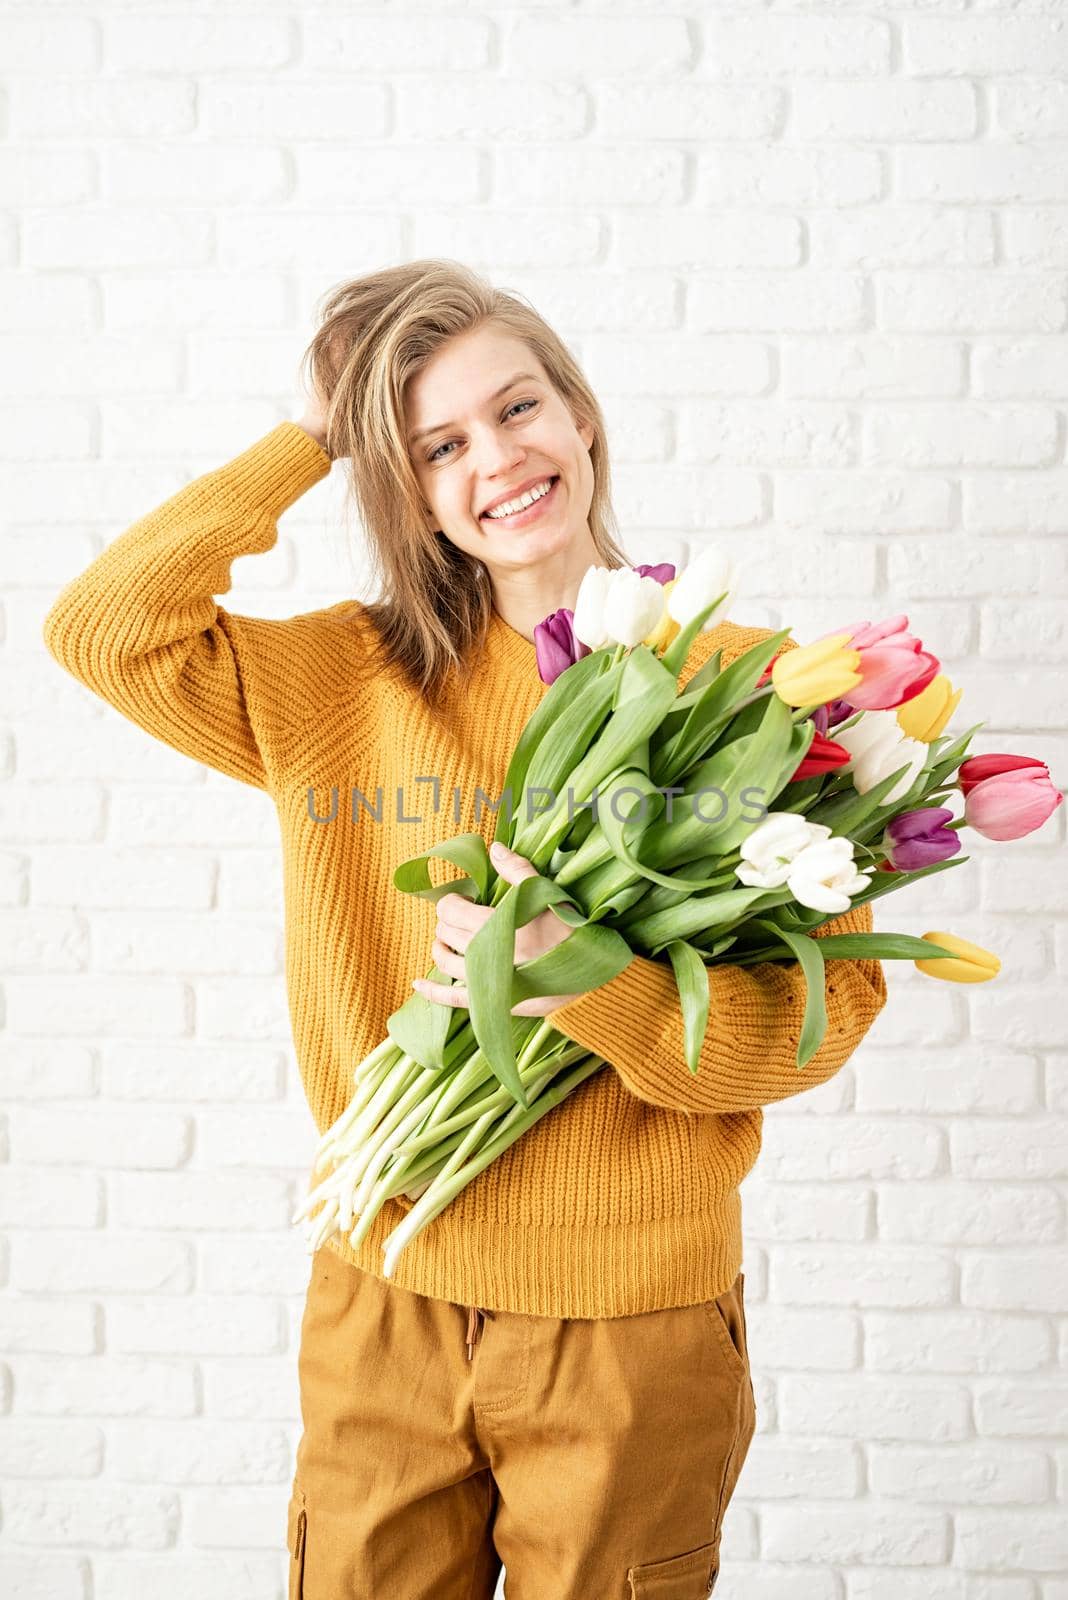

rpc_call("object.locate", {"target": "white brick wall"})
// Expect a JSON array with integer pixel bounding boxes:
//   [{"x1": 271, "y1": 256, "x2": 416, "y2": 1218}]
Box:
[{"x1": 2, "y1": 1, "x2": 1066, "y2": 1595}]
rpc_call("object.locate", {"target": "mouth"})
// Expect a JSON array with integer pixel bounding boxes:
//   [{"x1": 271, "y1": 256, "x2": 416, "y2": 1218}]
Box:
[{"x1": 479, "y1": 476, "x2": 560, "y2": 528}]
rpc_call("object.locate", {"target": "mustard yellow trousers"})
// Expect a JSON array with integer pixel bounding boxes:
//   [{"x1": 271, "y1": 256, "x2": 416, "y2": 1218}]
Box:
[{"x1": 287, "y1": 1244, "x2": 756, "y2": 1599}]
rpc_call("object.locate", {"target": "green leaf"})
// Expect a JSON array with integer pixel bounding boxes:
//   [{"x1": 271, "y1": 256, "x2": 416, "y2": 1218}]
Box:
[
  {"x1": 679, "y1": 646, "x2": 724, "y2": 697},
  {"x1": 664, "y1": 939, "x2": 711, "y2": 1076},
  {"x1": 510, "y1": 664, "x2": 623, "y2": 856},
  {"x1": 511, "y1": 923, "x2": 636, "y2": 1002},
  {"x1": 491, "y1": 647, "x2": 614, "y2": 850},
  {"x1": 386, "y1": 971, "x2": 466, "y2": 1070},
  {"x1": 622, "y1": 885, "x2": 782, "y2": 953},
  {"x1": 659, "y1": 590, "x2": 733, "y2": 678},
  {"x1": 841, "y1": 853, "x2": 969, "y2": 907},
  {"x1": 517, "y1": 649, "x2": 679, "y2": 863},
  {"x1": 652, "y1": 630, "x2": 793, "y2": 786},
  {"x1": 801, "y1": 931, "x2": 963, "y2": 961},
  {"x1": 924, "y1": 721, "x2": 984, "y2": 790},
  {"x1": 641, "y1": 693, "x2": 797, "y2": 866},
  {"x1": 751, "y1": 917, "x2": 827, "y2": 1070},
  {"x1": 392, "y1": 833, "x2": 493, "y2": 906},
  {"x1": 804, "y1": 760, "x2": 922, "y2": 838}
]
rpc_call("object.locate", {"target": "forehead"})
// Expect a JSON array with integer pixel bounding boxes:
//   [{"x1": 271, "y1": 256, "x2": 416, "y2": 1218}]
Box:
[{"x1": 406, "y1": 326, "x2": 548, "y2": 427}]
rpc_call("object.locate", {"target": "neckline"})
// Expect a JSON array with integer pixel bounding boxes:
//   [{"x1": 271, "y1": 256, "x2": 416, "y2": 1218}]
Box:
[{"x1": 487, "y1": 606, "x2": 541, "y2": 684}]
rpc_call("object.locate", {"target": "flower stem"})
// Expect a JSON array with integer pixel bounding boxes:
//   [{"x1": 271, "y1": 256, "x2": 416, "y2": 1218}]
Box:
[{"x1": 380, "y1": 1052, "x2": 607, "y2": 1279}]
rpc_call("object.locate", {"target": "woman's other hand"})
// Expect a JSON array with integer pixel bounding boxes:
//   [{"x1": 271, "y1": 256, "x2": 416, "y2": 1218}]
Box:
[{"x1": 413, "y1": 843, "x2": 585, "y2": 1016}]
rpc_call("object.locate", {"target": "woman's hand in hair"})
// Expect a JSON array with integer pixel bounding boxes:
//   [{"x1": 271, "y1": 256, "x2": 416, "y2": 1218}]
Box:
[
  {"x1": 413, "y1": 843, "x2": 586, "y2": 1017},
  {"x1": 295, "y1": 384, "x2": 333, "y2": 457}
]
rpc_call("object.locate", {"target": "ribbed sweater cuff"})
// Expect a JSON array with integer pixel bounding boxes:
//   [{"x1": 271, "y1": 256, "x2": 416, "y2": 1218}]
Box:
[
  {"x1": 206, "y1": 421, "x2": 332, "y2": 519},
  {"x1": 551, "y1": 954, "x2": 681, "y2": 1100}
]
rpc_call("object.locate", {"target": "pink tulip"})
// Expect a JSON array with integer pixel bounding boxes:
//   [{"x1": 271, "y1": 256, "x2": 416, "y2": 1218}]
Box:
[
  {"x1": 815, "y1": 614, "x2": 940, "y2": 712},
  {"x1": 959, "y1": 754, "x2": 1064, "y2": 841}
]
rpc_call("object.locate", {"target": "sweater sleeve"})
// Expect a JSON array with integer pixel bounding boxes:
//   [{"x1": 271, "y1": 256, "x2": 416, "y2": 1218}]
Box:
[
  {"x1": 549, "y1": 898, "x2": 888, "y2": 1114},
  {"x1": 41, "y1": 422, "x2": 333, "y2": 791}
]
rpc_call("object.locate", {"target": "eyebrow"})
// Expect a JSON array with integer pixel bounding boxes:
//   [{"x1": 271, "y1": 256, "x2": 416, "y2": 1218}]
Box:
[{"x1": 408, "y1": 372, "x2": 541, "y2": 445}]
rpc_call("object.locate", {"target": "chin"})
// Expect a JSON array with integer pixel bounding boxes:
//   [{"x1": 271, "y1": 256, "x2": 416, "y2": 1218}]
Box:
[{"x1": 493, "y1": 526, "x2": 576, "y2": 567}]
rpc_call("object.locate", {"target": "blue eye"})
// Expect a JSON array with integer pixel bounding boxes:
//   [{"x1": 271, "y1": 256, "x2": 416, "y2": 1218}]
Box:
[{"x1": 427, "y1": 399, "x2": 537, "y2": 463}]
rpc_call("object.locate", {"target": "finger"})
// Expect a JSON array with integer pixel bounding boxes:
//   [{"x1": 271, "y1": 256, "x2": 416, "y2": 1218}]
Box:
[
  {"x1": 511, "y1": 996, "x2": 550, "y2": 1016},
  {"x1": 412, "y1": 977, "x2": 468, "y2": 1008},
  {"x1": 437, "y1": 891, "x2": 485, "y2": 927},
  {"x1": 431, "y1": 939, "x2": 466, "y2": 979},
  {"x1": 435, "y1": 917, "x2": 474, "y2": 953},
  {"x1": 489, "y1": 842, "x2": 539, "y2": 881},
  {"x1": 510, "y1": 992, "x2": 584, "y2": 1016}
]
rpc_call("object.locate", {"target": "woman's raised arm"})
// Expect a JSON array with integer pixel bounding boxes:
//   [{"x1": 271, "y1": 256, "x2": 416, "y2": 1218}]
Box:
[{"x1": 41, "y1": 422, "x2": 333, "y2": 791}]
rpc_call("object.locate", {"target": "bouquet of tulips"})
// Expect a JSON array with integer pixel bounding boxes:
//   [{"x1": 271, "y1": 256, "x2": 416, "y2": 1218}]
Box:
[{"x1": 292, "y1": 554, "x2": 1063, "y2": 1278}]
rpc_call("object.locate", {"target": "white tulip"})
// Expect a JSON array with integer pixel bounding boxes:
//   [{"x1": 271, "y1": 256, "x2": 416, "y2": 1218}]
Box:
[
  {"x1": 571, "y1": 565, "x2": 615, "y2": 649},
  {"x1": 736, "y1": 811, "x2": 832, "y2": 890},
  {"x1": 667, "y1": 548, "x2": 737, "y2": 631},
  {"x1": 785, "y1": 836, "x2": 873, "y2": 914},
  {"x1": 602, "y1": 570, "x2": 668, "y2": 649},
  {"x1": 833, "y1": 711, "x2": 927, "y2": 806}
]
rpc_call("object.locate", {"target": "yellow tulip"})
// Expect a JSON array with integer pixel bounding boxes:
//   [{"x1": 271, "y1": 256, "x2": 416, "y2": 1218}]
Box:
[
  {"x1": 770, "y1": 632, "x2": 862, "y2": 708},
  {"x1": 643, "y1": 579, "x2": 682, "y2": 652},
  {"x1": 915, "y1": 930, "x2": 1000, "y2": 984},
  {"x1": 896, "y1": 674, "x2": 963, "y2": 743}
]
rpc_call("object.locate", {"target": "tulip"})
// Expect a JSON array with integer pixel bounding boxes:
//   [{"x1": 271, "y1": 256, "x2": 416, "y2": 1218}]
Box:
[
  {"x1": 815, "y1": 614, "x2": 940, "y2": 712},
  {"x1": 571, "y1": 566, "x2": 615, "y2": 649},
  {"x1": 789, "y1": 732, "x2": 853, "y2": 782},
  {"x1": 634, "y1": 562, "x2": 676, "y2": 585},
  {"x1": 642, "y1": 579, "x2": 682, "y2": 652},
  {"x1": 960, "y1": 758, "x2": 1064, "y2": 842},
  {"x1": 880, "y1": 806, "x2": 961, "y2": 871},
  {"x1": 784, "y1": 837, "x2": 872, "y2": 914},
  {"x1": 896, "y1": 673, "x2": 963, "y2": 743},
  {"x1": 534, "y1": 607, "x2": 590, "y2": 686},
  {"x1": 832, "y1": 709, "x2": 928, "y2": 807},
  {"x1": 736, "y1": 812, "x2": 837, "y2": 892},
  {"x1": 602, "y1": 569, "x2": 669, "y2": 649},
  {"x1": 811, "y1": 698, "x2": 855, "y2": 737},
  {"x1": 915, "y1": 931, "x2": 1000, "y2": 984},
  {"x1": 667, "y1": 549, "x2": 737, "y2": 631},
  {"x1": 770, "y1": 633, "x2": 862, "y2": 708}
]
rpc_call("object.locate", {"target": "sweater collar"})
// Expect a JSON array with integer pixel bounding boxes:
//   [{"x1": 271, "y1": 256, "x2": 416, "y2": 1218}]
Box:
[{"x1": 486, "y1": 606, "x2": 542, "y2": 686}]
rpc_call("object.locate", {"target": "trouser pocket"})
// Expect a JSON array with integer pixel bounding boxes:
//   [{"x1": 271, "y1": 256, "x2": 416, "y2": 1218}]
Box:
[
  {"x1": 702, "y1": 1271, "x2": 749, "y2": 1382},
  {"x1": 287, "y1": 1485, "x2": 307, "y2": 1599},
  {"x1": 627, "y1": 1537, "x2": 720, "y2": 1595}
]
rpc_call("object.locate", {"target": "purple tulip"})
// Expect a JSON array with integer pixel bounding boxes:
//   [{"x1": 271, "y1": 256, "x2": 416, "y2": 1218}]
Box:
[
  {"x1": 811, "y1": 698, "x2": 855, "y2": 737},
  {"x1": 633, "y1": 562, "x2": 676, "y2": 585},
  {"x1": 881, "y1": 807, "x2": 961, "y2": 871},
  {"x1": 534, "y1": 607, "x2": 591, "y2": 685}
]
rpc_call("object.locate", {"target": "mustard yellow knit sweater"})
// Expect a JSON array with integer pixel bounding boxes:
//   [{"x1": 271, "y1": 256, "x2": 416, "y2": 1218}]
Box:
[{"x1": 42, "y1": 422, "x2": 888, "y2": 1318}]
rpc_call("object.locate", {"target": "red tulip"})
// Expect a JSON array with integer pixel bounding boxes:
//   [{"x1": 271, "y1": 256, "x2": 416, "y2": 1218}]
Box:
[
  {"x1": 958, "y1": 753, "x2": 1046, "y2": 797},
  {"x1": 788, "y1": 733, "x2": 853, "y2": 782}
]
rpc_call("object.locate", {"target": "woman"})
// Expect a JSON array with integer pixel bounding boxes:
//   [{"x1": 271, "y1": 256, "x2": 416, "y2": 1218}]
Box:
[{"x1": 43, "y1": 259, "x2": 887, "y2": 1599}]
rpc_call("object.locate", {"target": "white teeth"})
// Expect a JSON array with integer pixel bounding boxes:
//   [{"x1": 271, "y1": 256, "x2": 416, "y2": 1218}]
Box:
[{"x1": 484, "y1": 478, "x2": 555, "y2": 519}]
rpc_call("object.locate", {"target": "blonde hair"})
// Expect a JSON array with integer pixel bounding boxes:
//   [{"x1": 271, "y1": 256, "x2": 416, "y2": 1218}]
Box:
[{"x1": 299, "y1": 259, "x2": 629, "y2": 708}]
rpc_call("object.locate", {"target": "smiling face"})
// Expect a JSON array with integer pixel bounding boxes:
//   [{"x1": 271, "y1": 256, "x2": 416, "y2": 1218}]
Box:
[{"x1": 406, "y1": 322, "x2": 597, "y2": 579}]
